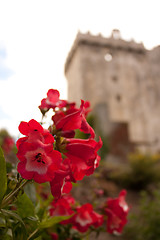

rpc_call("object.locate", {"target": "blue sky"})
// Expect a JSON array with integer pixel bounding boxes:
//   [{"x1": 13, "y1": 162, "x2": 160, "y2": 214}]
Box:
[
  {"x1": 0, "y1": 106, "x2": 10, "y2": 119},
  {"x1": 0, "y1": 45, "x2": 13, "y2": 80},
  {"x1": 0, "y1": 0, "x2": 160, "y2": 137},
  {"x1": 0, "y1": 44, "x2": 14, "y2": 124},
  {"x1": 0, "y1": 47, "x2": 6, "y2": 59}
]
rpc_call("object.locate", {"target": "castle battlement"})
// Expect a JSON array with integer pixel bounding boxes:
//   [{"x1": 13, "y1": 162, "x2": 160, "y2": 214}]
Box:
[
  {"x1": 65, "y1": 30, "x2": 145, "y2": 74},
  {"x1": 65, "y1": 30, "x2": 160, "y2": 156}
]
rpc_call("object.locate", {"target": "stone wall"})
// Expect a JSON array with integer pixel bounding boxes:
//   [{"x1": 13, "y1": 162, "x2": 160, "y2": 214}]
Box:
[{"x1": 65, "y1": 30, "x2": 160, "y2": 154}]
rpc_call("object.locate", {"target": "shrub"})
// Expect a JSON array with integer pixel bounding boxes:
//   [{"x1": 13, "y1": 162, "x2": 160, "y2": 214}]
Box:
[
  {"x1": 104, "y1": 152, "x2": 160, "y2": 190},
  {"x1": 124, "y1": 188, "x2": 160, "y2": 240}
]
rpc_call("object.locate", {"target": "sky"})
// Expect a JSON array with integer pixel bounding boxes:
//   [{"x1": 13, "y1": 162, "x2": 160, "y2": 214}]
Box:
[{"x1": 0, "y1": 0, "x2": 160, "y2": 138}]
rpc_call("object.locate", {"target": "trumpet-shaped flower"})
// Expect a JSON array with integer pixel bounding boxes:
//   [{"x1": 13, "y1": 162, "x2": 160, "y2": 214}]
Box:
[
  {"x1": 17, "y1": 141, "x2": 62, "y2": 183},
  {"x1": 62, "y1": 137, "x2": 102, "y2": 180},
  {"x1": 105, "y1": 190, "x2": 129, "y2": 234},
  {"x1": 16, "y1": 119, "x2": 62, "y2": 183},
  {"x1": 39, "y1": 89, "x2": 67, "y2": 114},
  {"x1": 52, "y1": 100, "x2": 95, "y2": 138},
  {"x1": 68, "y1": 203, "x2": 103, "y2": 233}
]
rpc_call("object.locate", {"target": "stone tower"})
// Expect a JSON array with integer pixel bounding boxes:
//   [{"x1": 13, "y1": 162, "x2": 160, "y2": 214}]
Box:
[{"x1": 65, "y1": 30, "x2": 160, "y2": 157}]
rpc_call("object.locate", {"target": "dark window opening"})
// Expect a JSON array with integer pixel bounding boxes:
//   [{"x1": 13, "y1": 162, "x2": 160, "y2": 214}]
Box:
[
  {"x1": 116, "y1": 94, "x2": 121, "y2": 102},
  {"x1": 112, "y1": 76, "x2": 118, "y2": 82}
]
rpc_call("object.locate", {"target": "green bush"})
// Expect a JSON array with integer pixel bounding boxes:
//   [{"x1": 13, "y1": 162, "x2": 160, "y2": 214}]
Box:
[
  {"x1": 125, "y1": 153, "x2": 160, "y2": 189},
  {"x1": 105, "y1": 152, "x2": 160, "y2": 190},
  {"x1": 124, "y1": 188, "x2": 160, "y2": 240}
]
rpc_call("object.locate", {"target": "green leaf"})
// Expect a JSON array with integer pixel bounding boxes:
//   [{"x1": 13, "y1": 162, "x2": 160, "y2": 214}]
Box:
[
  {"x1": 34, "y1": 237, "x2": 42, "y2": 240},
  {"x1": 0, "y1": 147, "x2": 7, "y2": 203},
  {"x1": 16, "y1": 193, "x2": 35, "y2": 219},
  {"x1": 0, "y1": 234, "x2": 12, "y2": 240},
  {"x1": 0, "y1": 215, "x2": 6, "y2": 228},
  {"x1": 1, "y1": 209, "x2": 26, "y2": 229},
  {"x1": 24, "y1": 182, "x2": 37, "y2": 205},
  {"x1": 39, "y1": 215, "x2": 72, "y2": 229},
  {"x1": 1, "y1": 209, "x2": 27, "y2": 239}
]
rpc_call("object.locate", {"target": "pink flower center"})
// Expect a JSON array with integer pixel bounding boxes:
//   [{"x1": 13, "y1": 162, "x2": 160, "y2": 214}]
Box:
[
  {"x1": 25, "y1": 149, "x2": 51, "y2": 175},
  {"x1": 34, "y1": 153, "x2": 45, "y2": 164},
  {"x1": 75, "y1": 212, "x2": 92, "y2": 227}
]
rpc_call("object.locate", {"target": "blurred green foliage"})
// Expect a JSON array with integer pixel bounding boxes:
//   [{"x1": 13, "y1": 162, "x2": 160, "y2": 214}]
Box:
[
  {"x1": 124, "y1": 188, "x2": 160, "y2": 240},
  {"x1": 87, "y1": 114, "x2": 109, "y2": 159},
  {"x1": 104, "y1": 152, "x2": 160, "y2": 190}
]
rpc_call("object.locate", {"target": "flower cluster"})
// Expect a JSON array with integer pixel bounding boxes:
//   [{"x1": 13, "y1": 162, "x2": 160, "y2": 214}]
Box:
[
  {"x1": 104, "y1": 189, "x2": 129, "y2": 234},
  {"x1": 49, "y1": 189, "x2": 129, "y2": 238},
  {"x1": 16, "y1": 89, "x2": 102, "y2": 199},
  {"x1": 0, "y1": 88, "x2": 130, "y2": 239}
]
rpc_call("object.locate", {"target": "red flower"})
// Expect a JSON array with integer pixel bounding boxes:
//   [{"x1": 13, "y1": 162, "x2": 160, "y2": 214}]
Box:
[
  {"x1": 17, "y1": 141, "x2": 62, "y2": 183},
  {"x1": 39, "y1": 89, "x2": 67, "y2": 114},
  {"x1": 52, "y1": 100, "x2": 95, "y2": 138},
  {"x1": 2, "y1": 136, "x2": 15, "y2": 154},
  {"x1": 16, "y1": 119, "x2": 54, "y2": 148},
  {"x1": 83, "y1": 101, "x2": 91, "y2": 117},
  {"x1": 105, "y1": 190, "x2": 129, "y2": 234},
  {"x1": 50, "y1": 233, "x2": 58, "y2": 240},
  {"x1": 49, "y1": 195, "x2": 75, "y2": 218},
  {"x1": 94, "y1": 189, "x2": 104, "y2": 197},
  {"x1": 50, "y1": 170, "x2": 73, "y2": 199},
  {"x1": 68, "y1": 203, "x2": 103, "y2": 233},
  {"x1": 62, "y1": 137, "x2": 102, "y2": 180},
  {"x1": 16, "y1": 119, "x2": 62, "y2": 183}
]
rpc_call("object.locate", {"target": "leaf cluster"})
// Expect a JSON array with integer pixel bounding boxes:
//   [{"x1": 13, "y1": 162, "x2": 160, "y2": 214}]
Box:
[{"x1": 0, "y1": 147, "x2": 73, "y2": 240}]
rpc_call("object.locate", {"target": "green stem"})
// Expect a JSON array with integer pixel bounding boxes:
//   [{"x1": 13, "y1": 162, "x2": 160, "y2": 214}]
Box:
[
  {"x1": 1, "y1": 179, "x2": 30, "y2": 208},
  {"x1": 27, "y1": 228, "x2": 39, "y2": 240},
  {"x1": 81, "y1": 229, "x2": 92, "y2": 240},
  {"x1": 4, "y1": 178, "x2": 23, "y2": 201}
]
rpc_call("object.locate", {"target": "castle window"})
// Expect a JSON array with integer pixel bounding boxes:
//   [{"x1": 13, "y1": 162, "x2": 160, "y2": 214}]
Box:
[
  {"x1": 116, "y1": 94, "x2": 121, "y2": 102},
  {"x1": 104, "y1": 53, "x2": 112, "y2": 62},
  {"x1": 112, "y1": 76, "x2": 118, "y2": 82}
]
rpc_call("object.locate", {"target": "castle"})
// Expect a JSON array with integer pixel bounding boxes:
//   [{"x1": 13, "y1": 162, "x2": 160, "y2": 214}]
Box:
[{"x1": 64, "y1": 30, "x2": 160, "y2": 158}]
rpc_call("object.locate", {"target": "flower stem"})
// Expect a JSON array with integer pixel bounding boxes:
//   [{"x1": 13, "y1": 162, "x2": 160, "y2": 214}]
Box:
[
  {"x1": 1, "y1": 179, "x2": 30, "y2": 208},
  {"x1": 4, "y1": 178, "x2": 23, "y2": 201},
  {"x1": 27, "y1": 228, "x2": 39, "y2": 240}
]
